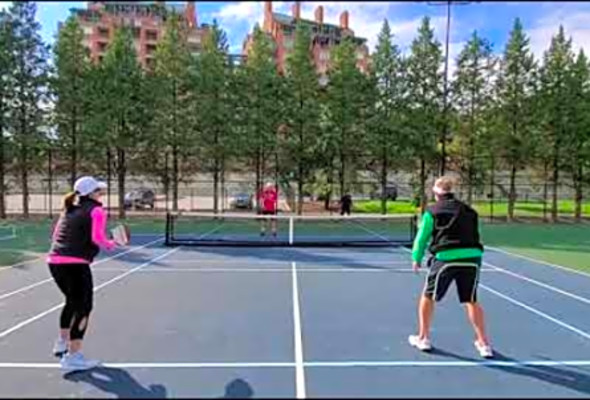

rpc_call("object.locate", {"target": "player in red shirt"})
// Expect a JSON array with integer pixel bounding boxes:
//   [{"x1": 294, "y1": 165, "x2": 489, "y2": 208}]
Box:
[{"x1": 258, "y1": 182, "x2": 278, "y2": 237}]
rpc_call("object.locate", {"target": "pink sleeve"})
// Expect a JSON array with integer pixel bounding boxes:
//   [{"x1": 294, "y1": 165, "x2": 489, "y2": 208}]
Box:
[{"x1": 90, "y1": 207, "x2": 115, "y2": 251}]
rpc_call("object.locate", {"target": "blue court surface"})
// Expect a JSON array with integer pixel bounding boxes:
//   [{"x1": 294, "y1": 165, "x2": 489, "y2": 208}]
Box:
[{"x1": 1, "y1": 235, "x2": 590, "y2": 397}]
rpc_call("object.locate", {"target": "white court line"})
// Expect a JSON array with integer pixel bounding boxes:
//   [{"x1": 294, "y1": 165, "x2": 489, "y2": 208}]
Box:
[
  {"x1": 398, "y1": 247, "x2": 590, "y2": 341},
  {"x1": 2, "y1": 359, "x2": 590, "y2": 369},
  {"x1": 0, "y1": 238, "x2": 164, "y2": 302},
  {"x1": 90, "y1": 267, "x2": 500, "y2": 273},
  {"x1": 487, "y1": 246, "x2": 590, "y2": 280},
  {"x1": 480, "y1": 284, "x2": 590, "y2": 341},
  {"x1": 0, "y1": 247, "x2": 179, "y2": 341},
  {"x1": 485, "y1": 262, "x2": 590, "y2": 306},
  {"x1": 291, "y1": 262, "x2": 306, "y2": 399},
  {"x1": 164, "y1": 259, "x2": 411, "y2": 265}
]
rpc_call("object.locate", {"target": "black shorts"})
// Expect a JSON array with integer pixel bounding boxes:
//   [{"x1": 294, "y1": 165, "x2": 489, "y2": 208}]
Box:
[
  {"x1": 260, "y1": 210, "x2": 276, "y2": 216},
  {"x1": 423, "y1": 257, "x2": 481, "y2": 303}
]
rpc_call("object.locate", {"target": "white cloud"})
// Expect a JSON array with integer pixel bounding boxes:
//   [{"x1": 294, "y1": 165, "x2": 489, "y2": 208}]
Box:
[
  {"x1": 0, "y1": 1, "x2": 11, "y2": 11},
  {"x1": 528, "y1": 8, "x2": 590, "y2": 60}
]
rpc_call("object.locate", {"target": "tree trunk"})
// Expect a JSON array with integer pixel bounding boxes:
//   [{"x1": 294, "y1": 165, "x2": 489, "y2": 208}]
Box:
[
  {"x1": 489, "y1": 155, "x2": 495, "y2": 221},
  {"x1": 220, "y1": 156, "x2": 226, "y2": 212},
  {"x1": 380, "y1": 154, "x2": 387, "y2": 215},
  {"x1": 325, "y1": 159, "x2": 333, "y2": 211},
  {"x1": 116, "y1": 147, "x2": 126, "y2": 219},
  {"x1": 163, "y1": 150, "x2": 169, "y2": 211},
  {"x1": 70, "y1": 109, "x2": 77, "y2": 187},
  {"x1": 542, "y1": 160, "x2": 548, "y2": 223},
  {"x1": 255, "y1": 149, "x2": 261, "y2": 212},
  {"x1": 551, "y1": 151, "x2": 559, "y2": 223},
  {"x1": 574, "y1": 163, "x2": 582, "y2": 222},
  {"x1": 420, "y1": 157, "x2": 426, "y2": 214},
  {"x1": 172, "y1": 145, "x2": 179, "y2": 212},
  {"x1": 213, "y1": 158, "x2": 219, "y2": 213},
  {"x1": 106, "y1": 148, "x2": 112, "y2": 216},
  {"x1": 508, "y1": 163, "x2": 516, "y2": 222},
  {"x1": 48, "y1": 147, "x2": 53, "y2": 218},
  {"x1": 0, "y1": 119, "x2": 5, "y2": 219},
  {"x1": 297, "y1": 163, "x2": 303, "y2": 215},
  {"x1": 20, "y1": 111, "x2": 29, "y2": 219}
]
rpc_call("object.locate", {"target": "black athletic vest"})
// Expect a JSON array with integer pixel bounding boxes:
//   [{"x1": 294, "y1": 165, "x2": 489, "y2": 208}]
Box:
[
  {"x1": 427, "y1": 193, "x2": 483, "y2": 255},
  {"x1": 50, "y1": 197, "x2": 102, "y2": 262}
]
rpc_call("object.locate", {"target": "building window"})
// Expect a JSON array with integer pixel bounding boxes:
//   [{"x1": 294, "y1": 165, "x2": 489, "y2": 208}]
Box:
[
  {"x1": 98, "y1": 41, "x2": 108, "y2": 52},
  {"x1": 146, "y1": 30, "x2": 158, "y2": 41},
  {"x1": 98, "y1": 27, "x2": 109, "y2": 38},
  {"x1": 132, "y1": 27, "x2": 141, "y2": 39},
  {"x1": 357, "y1": 51, "x2": 364, "y2": 60},
  {"x1": 188, "y1": 35, "x2": 201, "y2": 44},
  {"x1": 319, "y1": 50, "x2": 330, "y2": 61},
  {"x1": 98, "y1": 55, "x2": 104, "y2": 63},
  {"x1": 83, "y1": 26, "x2": 93, "y2": 35},
  {"x1": 146, "y1": 44, "x2": 157, "y2": 55},
  {"x1": 145, "y1": 57, "x2": 155, "y2": 70}
]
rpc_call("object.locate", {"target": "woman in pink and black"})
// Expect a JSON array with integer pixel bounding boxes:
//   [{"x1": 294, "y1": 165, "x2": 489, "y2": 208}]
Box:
[{"x1": 47, "y1": 176, "x2": 117, "y2": 372}]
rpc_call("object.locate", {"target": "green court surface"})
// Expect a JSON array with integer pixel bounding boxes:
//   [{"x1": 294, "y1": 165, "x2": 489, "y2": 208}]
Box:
[{"x1": 1, "y1": 217, "x2": 589, "y2": 275}]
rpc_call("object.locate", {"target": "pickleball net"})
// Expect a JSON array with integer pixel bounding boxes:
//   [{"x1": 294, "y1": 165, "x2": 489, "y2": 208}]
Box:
[{"x1": 165, "y1": 212, "x2": 417, "y2": 247}]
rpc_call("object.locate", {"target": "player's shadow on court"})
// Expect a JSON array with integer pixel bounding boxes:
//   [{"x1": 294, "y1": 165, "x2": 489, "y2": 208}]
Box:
[
  {"x1": 218, "y1": 378, "x2": 254, "y2": 398},
  {"x1": 431, "y1": 348, "x2": 590, "y2": 395},
  {"x1": 64, "y1": 367, "x2": 168, "y2": 398}
]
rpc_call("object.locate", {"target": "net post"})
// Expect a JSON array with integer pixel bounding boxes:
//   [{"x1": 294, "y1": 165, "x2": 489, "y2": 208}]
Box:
[
  {"x1": 165, "y1": 212, "x2": 171, "y2": 246},
  {"x1": 289, "y1": 216, "x2": 294, "y2": 245}
]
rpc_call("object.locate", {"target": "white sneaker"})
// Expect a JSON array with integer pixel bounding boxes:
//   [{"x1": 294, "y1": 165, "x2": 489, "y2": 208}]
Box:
[
  {"x1": 60, "y1": 352, "x2": 101, "y2": 372},
  {"x1": 52, "y1": 338, "x2": 67, "y2": 358},
  {"x1": 408, "y1": 335, "x2": 432, "y2": 352},
  {"x1": 474, "y1": 341, "x2": 494, "y2": 358}
]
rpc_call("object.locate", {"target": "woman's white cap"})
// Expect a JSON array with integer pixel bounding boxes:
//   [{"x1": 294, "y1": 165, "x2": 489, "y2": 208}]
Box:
[
  {"x1": 433, "y1": 176, "x2": 454, "y2": 195},
  {"x1": 74, "y1": 176, "x2": 107, "y2": 196}
]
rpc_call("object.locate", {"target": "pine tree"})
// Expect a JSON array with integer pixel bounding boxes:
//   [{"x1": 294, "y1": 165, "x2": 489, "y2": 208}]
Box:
[
  {"x1": 368, "y1": 19, "x2": 408, "y2": 214},
  {"x1": 152, "y1": 11, "x2": 194, "y2": 212},
  {"x1": 325, "y1": 37, "x2": 369, "y2": 199},
  {"x1": 284, "y1": 22, "x2": 321, "y2": 215},
  {"x1": 92, "y1": 27, "x2": 144, "y2": 218},
  {"x1": 7, "y1": 2, "x2": 50, "y2": 218},
  {"x1": 406, "y1": 17, "x2": 444, "y2": 212},
  {"x1": 242, "y1": 25, "x2": 284, "y2": 201},
  {"x1": 565, "y1": 49, "x2": 589, "y2": 221},
  {"x1": 0, "y1": 9, "x2": 15, "y2": 219},
  {"x1": 538, "y1": 26, "x2": 574, "y2": 222},
  {"x1": 495, "y1": 18, "x2": 537, "y2": 221},
  {"x1": 52, "y1": 16, "x2": 91, "y2": 186},
  {"x1": 451, "y1": 30, "x2": 496, "y2": 204},
  {"x1": 194, "y1": 20, "x2": 232, "y2": 213}
]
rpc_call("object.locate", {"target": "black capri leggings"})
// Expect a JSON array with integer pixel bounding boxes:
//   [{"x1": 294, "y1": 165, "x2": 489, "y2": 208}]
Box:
[{"x1": 49, "y1": 263, "x2": 94, "y2": 340}]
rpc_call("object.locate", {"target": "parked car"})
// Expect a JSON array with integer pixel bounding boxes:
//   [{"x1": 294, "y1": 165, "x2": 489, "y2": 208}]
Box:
[
  {"x1": 230, "y1": 192, "x2": 253, "y2": 210},
  {"x1": 124, "y1": 188, "x2": 155, "y2": 210}
]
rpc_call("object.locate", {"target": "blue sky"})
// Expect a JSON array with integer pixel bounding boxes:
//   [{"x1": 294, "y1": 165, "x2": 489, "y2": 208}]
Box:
[{"x1": 2, "y1": 1, "x2": 590, "y2": 72}]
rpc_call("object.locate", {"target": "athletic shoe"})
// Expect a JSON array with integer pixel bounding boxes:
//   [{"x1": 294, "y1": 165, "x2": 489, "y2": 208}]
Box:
[
  {"x1": 52, "y1": 338, "x2": 68, "y2": 358},
  {"x1": 408, "y1": 335, "x2": 432, "y2": 352},
  {"x1": 474, "y1": 341, "x2": 494, "y2": 358},
  {"x1": 60, "y1": 352, "x2": 101, "y2": 372}
]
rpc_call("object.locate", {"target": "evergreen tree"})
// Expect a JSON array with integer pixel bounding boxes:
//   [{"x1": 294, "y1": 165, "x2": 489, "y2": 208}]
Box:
[
  {"x1": 451, "y1": 30, "x2": 496, "y2": 204},
  {"x1": 91, "y1": 27, "x2": 144, "y2": 218},
  {"x1": 406, "y1": 17, "x2": 443, "y2": 212},
  {"x1": 538, "y1": 26, "x2": 574, "y2": 222},
  {"x1": 194, "y1": 20, "x2": 232, "y2": 213},
  {"x1": 368, "y1": 19, "x2": 408, "y2": 214},
  {"x1": 52, "y1": 16, "x2": 91, "y2": 186},
  {"x1": 325, "y1": 37, "x2": 370, "y2": 199},
  {"x1": 7, "y1": 2, "x2": 50, "y2": 218},
  {"x1": 495, "y1": 18, "x2": 537, "y2": 221},
  {"x1": 0, "y1": 9, "x2": 15, "y2": 218},
  {"x1": 152, "y1": 11, "x2": 194, "y2": 212},
  {"x1": 284, "y1": 22, "x2": 321, "y2": 215}
]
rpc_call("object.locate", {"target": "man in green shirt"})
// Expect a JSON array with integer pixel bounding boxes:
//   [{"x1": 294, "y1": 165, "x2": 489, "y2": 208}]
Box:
[{"x1": 409, "y1": 176, "x2": 493, "y2": 358}]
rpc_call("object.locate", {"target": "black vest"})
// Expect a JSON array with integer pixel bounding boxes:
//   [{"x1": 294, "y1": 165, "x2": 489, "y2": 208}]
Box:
[
  {"x1": 427, "y1": 193, "x2": 483, "y2": 255},
  {"x1": 50, "y1": 197, "x2": 102, "y2": 262}
]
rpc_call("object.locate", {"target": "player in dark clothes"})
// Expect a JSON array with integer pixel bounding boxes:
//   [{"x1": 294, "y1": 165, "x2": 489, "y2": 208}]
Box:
[
  {"x1": 47, "y1": 176, "x2": 118, "y2": 372},
  {"x1": 340, "y1": 193, "x2": 352, "y2": 216},
  {"x1": 408, "y1": 176, "x2": 493, "y2": 358}
]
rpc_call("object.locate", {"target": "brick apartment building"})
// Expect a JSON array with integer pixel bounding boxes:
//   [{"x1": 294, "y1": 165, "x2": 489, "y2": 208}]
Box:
[
  {"x1": 242, "y1": 1, "x2": 370, "y2": 76},
  {"x1": 63, "y1": 1, "x2": 209, "y2": 70}
]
